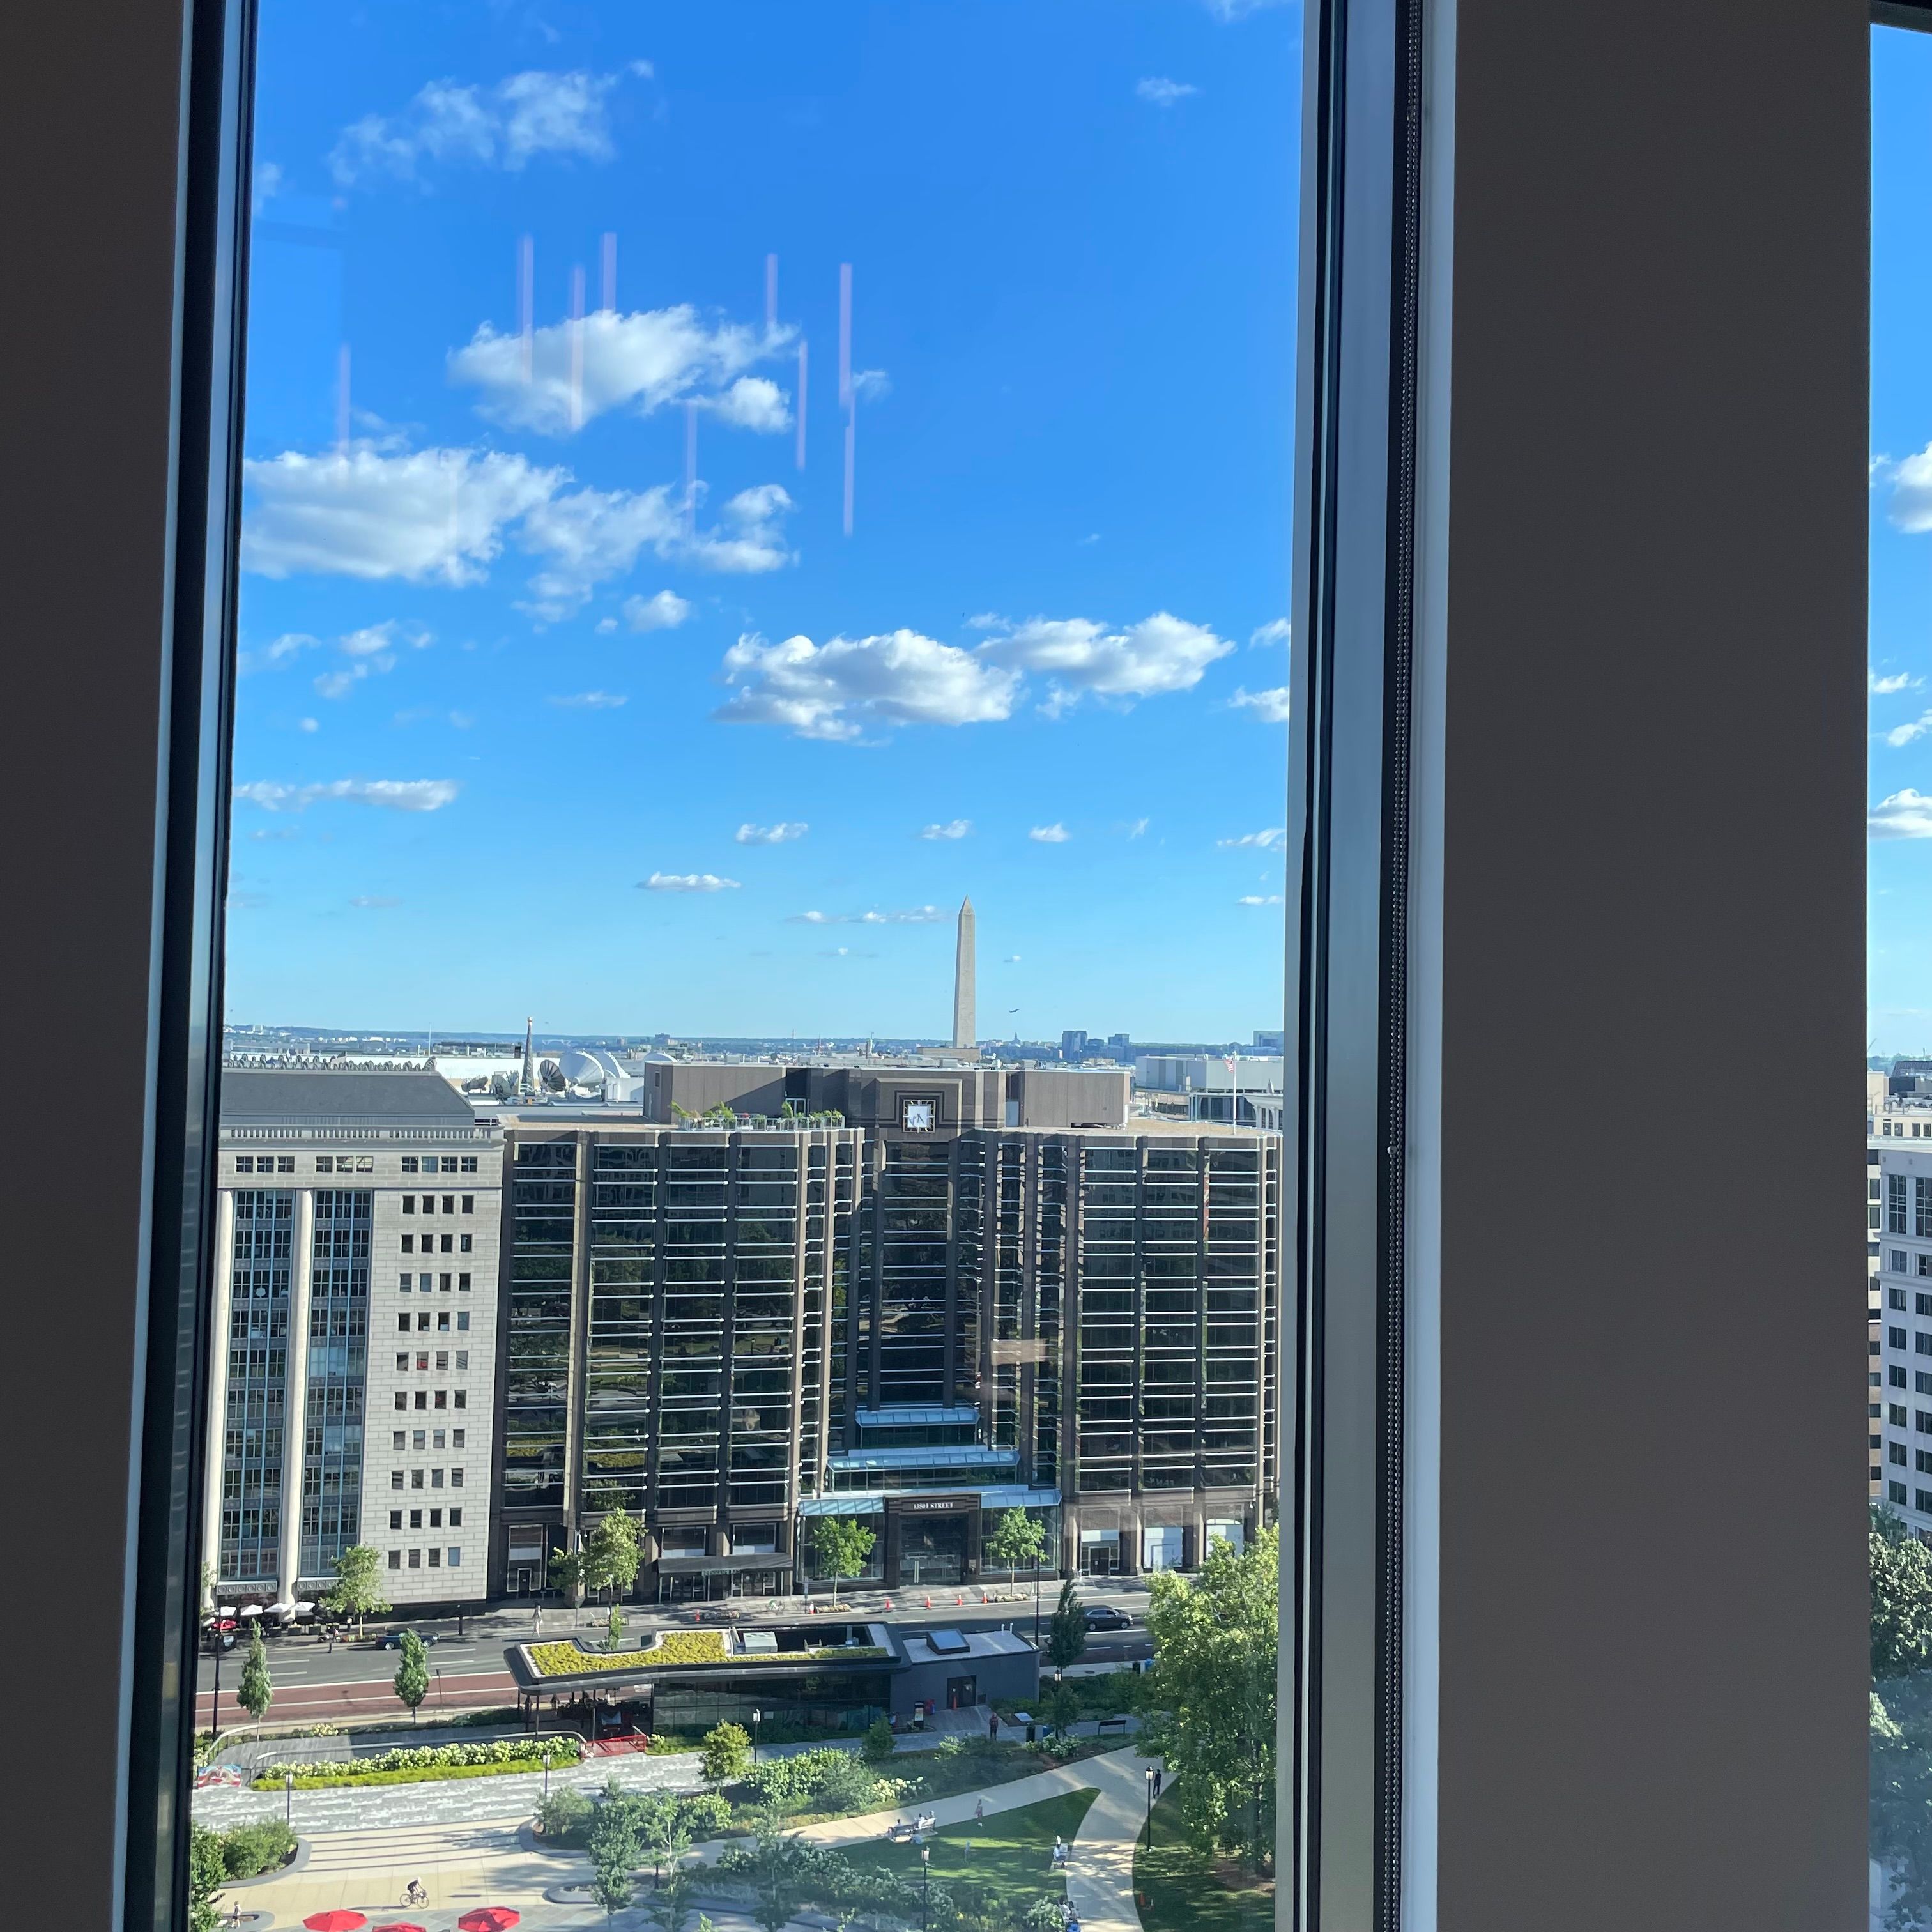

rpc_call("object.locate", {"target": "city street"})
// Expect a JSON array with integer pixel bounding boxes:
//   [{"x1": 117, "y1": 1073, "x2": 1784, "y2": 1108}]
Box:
[{"x1": 196, "y1": 1577, "x2": 1154, "y2": 1729}]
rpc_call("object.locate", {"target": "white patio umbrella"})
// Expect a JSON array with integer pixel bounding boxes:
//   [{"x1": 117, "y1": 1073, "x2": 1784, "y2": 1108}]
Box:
[
  {"x1": 293, "y1": 1600, "x2": 316, "y2": 1614},
  {"x1": 216, "y1": 1605, "x2": 236, "y2": 1618},
  {"x1": 266, "y1": 1600, "x2": 296, "y2": 1616},
  {"x1": 238, "y1": 1604, "x2": 263, "y2": 1618}
]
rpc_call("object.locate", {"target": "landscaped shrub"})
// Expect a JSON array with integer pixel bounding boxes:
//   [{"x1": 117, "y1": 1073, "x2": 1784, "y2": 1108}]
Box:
[
  {"x1": 535, "y1": 1789, "x2": 595, "y2": 1840},
  {"x1": 221, "y1": 1818, "x2": 296, "y2": 1878},
  {"x1": 678, "y1": 1790, "x2": 733, "y2": 1837},
  {"x1": 741, "y1": 1744, "x2": 885, "y2": 1816},
  {"x1": 254, "y1": 1733, "x2": 581, "y2": 1786}
]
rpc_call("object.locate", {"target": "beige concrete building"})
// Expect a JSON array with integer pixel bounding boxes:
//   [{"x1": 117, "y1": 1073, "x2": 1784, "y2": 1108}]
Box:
[{"x1": 208, "y1": 1070, "x2": 503, "y2": 1608}]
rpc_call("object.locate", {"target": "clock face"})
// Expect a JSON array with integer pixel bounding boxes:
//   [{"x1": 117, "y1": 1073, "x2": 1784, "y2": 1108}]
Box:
[{"x1": 903, "y1": 1098, "x2": 937, "y2": 1131}]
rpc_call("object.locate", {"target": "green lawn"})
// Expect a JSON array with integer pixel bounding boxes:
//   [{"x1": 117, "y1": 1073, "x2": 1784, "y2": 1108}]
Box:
[
  {"x1": 866, "y1": 1790, "x2": 1098, "y2": 1921},
  {"x1": 1133, "y1": 1795, "x2": 1273, "y2": 1932}
]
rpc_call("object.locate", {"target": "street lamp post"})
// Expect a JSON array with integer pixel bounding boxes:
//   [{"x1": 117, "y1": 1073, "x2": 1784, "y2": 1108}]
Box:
[
  {"x1": 543, "y1": 1751, "x2": 552, "y2": 1801},
  {"x1": 284, "y1": 1770, "x2": 294, "y2": 1827},
  {"x1": 1144, "y1": 1766, "x2": 1154, "y2": 1848},
  {"x1": 751, "y1": 1707, "x2": 763, "y2": 1765},
  {"x1": 921, "y1": 1845, "x2": 931, "y2": 1931}
]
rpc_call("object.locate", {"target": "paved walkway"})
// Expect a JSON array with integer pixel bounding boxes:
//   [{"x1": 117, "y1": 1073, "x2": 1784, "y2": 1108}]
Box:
[
  {"x1": 1064, "y1": 1749, "x2": 1172, "y2": 1932},
  {"x1": 213, "y1": 1745, "x2": 1165, "y2": 1931}
]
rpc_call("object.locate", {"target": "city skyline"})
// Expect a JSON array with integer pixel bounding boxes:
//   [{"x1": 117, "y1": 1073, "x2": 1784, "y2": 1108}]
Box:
[{"x1": 225, "y1": 1, "x2": 1300, "y2": 1041}]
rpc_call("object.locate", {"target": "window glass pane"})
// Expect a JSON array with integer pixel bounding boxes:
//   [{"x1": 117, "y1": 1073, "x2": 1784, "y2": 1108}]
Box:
[
  {"x1": 202, "y1": 2, "x2": 1295, "y2": 1913},
  {"x1": 1872, "y1": 24, "x2": 1932, "y2": 1928}
]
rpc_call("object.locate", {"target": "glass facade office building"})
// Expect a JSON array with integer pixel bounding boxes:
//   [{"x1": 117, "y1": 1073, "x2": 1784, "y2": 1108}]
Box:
[{"x1": 492, "y1": 1108, "x2": 1278, "y2": 1598}]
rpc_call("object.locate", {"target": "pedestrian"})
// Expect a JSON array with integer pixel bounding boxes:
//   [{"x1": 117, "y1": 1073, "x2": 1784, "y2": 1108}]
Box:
[
  {"x1": 988, "y1": 1711, "x2": 999, "y2": 1742},
  {"x1": 975, "y1": 1798, "x2": 985, "y2": 1825},
  {"x1": 1153, "y1": 1767, "x2": 1163, "y2": 1798}
]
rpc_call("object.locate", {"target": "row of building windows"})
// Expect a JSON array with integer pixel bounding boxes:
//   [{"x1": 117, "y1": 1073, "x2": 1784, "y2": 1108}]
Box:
[
  {"x1": 402, "y1": 1233, "x2": 473, "y2": 1252},
  {"x1": 388, "y1": 1506, "x2": 462, "y2": 1528},
  {"x1": 388, "y1": 1547, "x2": 461, "y2": 1569},
  {"x1": 405, "y1": 1195, "x2": 477, "y2": 1215},
  {"x1": 390, "y1": 1466, "x2": 464, "y2": 1489},
  {"x1": 1885, "y1": 1250, "x2": 1932, "y2": 1276},
  {"x1": 394, "y1": 1350, "x2": 470, "y2": 1370},
  {"x1": 397, "y1": 1310, "x2": 470, "y2": 1332},
  {"x1": 391, "y1": 1427, "x2": 464, "y2": 1449},
  {"x1": 401, "y1": 1273, "x2": 472, "y2": 1291},
  {"x1": 394, "y1": 1389, "x2": 468, "y2": 1411},
  {"x1": 404, "y1": 1156, "x2": 479, "y2": 1173}
]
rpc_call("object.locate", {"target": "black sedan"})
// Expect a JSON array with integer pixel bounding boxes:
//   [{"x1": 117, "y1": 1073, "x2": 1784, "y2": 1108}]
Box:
[
  {"x1": 378, "y1": 1629, "x2": 440, "y2": 1649},
  {"x1": 1082, "y1": 1604, "x2": 1134, "y2": 1632}
]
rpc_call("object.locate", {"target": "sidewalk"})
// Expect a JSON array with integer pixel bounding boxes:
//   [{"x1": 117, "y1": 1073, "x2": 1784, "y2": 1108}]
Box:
[{"x1": 1064, "y1": 1749, "x2": 1172, "y2": 1932}]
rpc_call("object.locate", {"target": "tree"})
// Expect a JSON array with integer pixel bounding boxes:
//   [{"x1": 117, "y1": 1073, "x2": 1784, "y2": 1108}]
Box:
[
  {"x1": 606, "y1": 1601, "x2": 626, "y2": 1653},
  {"x1": 321, "y1": 1544, "x2": 390, "y2": 1636},
  {"x1": 236, "y1": 1624, "x2": 273, "y2": 1735},
  {"x1": 986, "y1": 1508, "x2": 1048, "y2": 1595},
  {"x1": 188, "y1": 1821, "x2": 227, "y2": 1932},
  {"x1": 1874, "y1": 1504, "x2": 1932, "y2": 1678},
  {"x1": 811, "y1": 1516, "x2": 876, "y2": 1604},
  {"x1": 586, "y1": 1508, "x2": 643, "y2": 1602},
  {"x1": 1043, "y1": 1678, "x2": 1079, "y2": 1742},
  {"x1": 701, "y1": 1720, "x2": 753, "y2": 1789},
  {"x1": 588, "y1": 1800, "x2": 645, "y2": 1924},
  {"x1": 639, "y1": 1814, "x2": 699, "y2": 1932},
  {"x1": 392, "y1": 1629, "x2": 430, "y2": 1725},
  {"x1": 1047, "y1": 1577, "x2": 1087, "y2": 1670},
  {"x1": 861, "y1": 1715, "x2": 896, "y2": 1767},
  {"x1": 549, "y1": 1545, "x2": 588, "y2": 1609},
  {"x1": 1141, "y1": 1524, "x2": 1278, "y2": 1873},
  {"x1": 1873, "y1": 1676, "x2": 1932, "y2": 1928}
]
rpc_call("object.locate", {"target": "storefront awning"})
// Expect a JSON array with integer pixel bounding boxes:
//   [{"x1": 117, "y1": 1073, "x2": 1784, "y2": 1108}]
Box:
[
  {"x1": 656, "y1": 1554, "x2": 788, "y2": 1574},
  {"x1": 798, "y1": 1494, "x2": 885, "y2": 1516},
  {"x1": 979, "y1": 1487, "x2": 1061, "y2": 1509}
]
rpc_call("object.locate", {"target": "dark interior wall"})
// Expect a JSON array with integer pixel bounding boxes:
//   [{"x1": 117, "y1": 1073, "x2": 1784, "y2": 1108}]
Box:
[
  {"x1": 0, "y1": 0, "x2": 197, "y2": 1921},
  {"x1": 1436, "y1": 1, "x2": 1869, "y2": 1926}
]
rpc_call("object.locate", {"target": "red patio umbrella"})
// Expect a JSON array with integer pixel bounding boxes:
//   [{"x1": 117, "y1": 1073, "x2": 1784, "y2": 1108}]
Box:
[
  {"x1": 303, "y1": 1915, "x2": 368, "y2": 1932},
  {"x1": 369, "y1": 1924, "x2": 425, "y2": 1932},
  {"x1": 456, "y1": 1912, "x2": 520, "y2": 1932}
]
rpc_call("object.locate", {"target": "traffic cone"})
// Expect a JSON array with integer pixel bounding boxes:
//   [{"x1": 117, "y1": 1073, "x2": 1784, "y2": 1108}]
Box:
[
  {"x1": 884, "y1": 1598, "x2": 894, "y2": 1610},
  {"x1": 925, "y1": 1595, "x2": 933, "y2": 1609},
  {"x1": 956, "y1": 1594, "x2": 965, "y2": 1606}
]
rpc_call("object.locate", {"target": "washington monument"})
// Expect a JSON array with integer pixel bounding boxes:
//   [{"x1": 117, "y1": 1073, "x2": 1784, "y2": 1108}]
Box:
[{"x1": 953, "y1": 896, "x2": 976, "y2": 1050}]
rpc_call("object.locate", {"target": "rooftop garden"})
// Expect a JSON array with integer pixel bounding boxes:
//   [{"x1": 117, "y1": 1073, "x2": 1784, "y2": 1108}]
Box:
[{"x1": 523, "y1": 1628, "x2": 885, "y2": 1679}]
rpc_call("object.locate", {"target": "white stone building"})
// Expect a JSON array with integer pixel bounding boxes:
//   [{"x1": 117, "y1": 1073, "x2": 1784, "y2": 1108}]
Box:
[{"x1": 208, "y1": 1069, "x2": 502, "y2": 1608}]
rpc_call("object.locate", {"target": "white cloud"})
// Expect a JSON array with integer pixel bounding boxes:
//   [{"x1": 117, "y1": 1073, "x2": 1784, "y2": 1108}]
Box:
[
  {"x1": 1892, "y1": 445, "x2": 1932, "y2": 532},
  {"x1": 1238, "y1": 893, "x2": 1285, "y2": 905},
  {"x1": 790, "y1": 907, "x2": 945, "y2": 924},
  {"x1": 715, "y1": 608, "x2": 1225, "y2": 741},
  {"x1": 1124, "y1": 817, "x2": 1151, "y2": 838},
  {"x1": 330, "y1": 65, "x2": 648, "y2": 186},
  {"x1": 1137, "y1": 77, "x2": 1199, "y2": 106},
  {"x1": 252, "y1": 162, "x2": 283, "y2": 215},
  {"x1": 1250, "y1": 617, "x2": 1291, "y2": 648},
  {"x1": 314, "y1": 664, "x2": 373, "y2": 700},
  {"x1": 518, "y1": 482, "x2": 795, "y2": 621},
  {"x1": 547, "y1": 691, "x2": 627, "y2": 709},
  {"x1": 1871, "y1": 790, "x2": 1932, "y2": 839},
  {"x1": 977, "y1": 611, "x2": 1232, "y2": 712},
  {"x1": 451, "y1": 305, "x2": 783, "y2": 438},
  {"x1": 640, "y1": 871, "x2": 740, "y2": 891},
  {"x1": 350, "y1": 895, "x2": 402, "y2": 908},
  {"x1": 342, "y1": 620, "x2": 430, "y2": 657},
  {"x1": 1887, "y1": 711, "x2": 1932, "y2": 749},
  {"x1": 624, "y1": 589, "x2": 692, "y2": 632},
  {"x1": 717, "y1": 629, "x2": 1020, "y2": 742},
  {"x1": 240, "y1": 631, "x2": 319, "y2": 671},
  {"x1": 735, "y1": 822, "x2": 808, "y2": 844},
  {"x1": 297, "y1": 717, "x2": 319, "y2": 733},
  {"x1": 850, "y1": 369, "x2": 891, "y2": 403},
  {"x1": 1219, "y1": 827, "x2": 1286, "y2": 850},
  {"x1": 1005, "y1": 954, "x2": 1022, "y2": 963},
  {"x1": 242, "y1": 445, "x2": 563, "y2": 584},
  {"x1": 1029, "y1": 824, "x2": 1071, "y2": 843},
  {"x1": 706, "y1": 376, "x2": 791, "y2": 433},
  {"x1": 1873, "y1": 669, "x2": 1920, "y2": 695},
  {"x1": 1229, "y1": 684, "x2": 1292, "y2": 724},
  {"x1": 233, "y1": 778, "x2": 459, "y2": 813},
  {"x1": 1201, "y1": 0, "x2": 1289, "y2": 17},
  {"x1": 919, "y1": 820, "x2": 973, "y2": 840}
]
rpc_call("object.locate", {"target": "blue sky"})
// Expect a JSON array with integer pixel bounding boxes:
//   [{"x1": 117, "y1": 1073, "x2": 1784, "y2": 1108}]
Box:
[
  {"x1": 227, "y1": 0, "x2": 1302, "y2": 1042},
  {"x1": 1872, "y1": 26, "x2": 1932, "y2": 1054}
]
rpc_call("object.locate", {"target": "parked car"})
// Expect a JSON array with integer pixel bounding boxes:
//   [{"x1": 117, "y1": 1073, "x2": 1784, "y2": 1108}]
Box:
[
  {"x1": 1082, "y1": 1604, "x2": 1133, "y2": 1632},
  {"x1": 378, "y1": 1629, "x2": 440, "y2": 1649}
]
